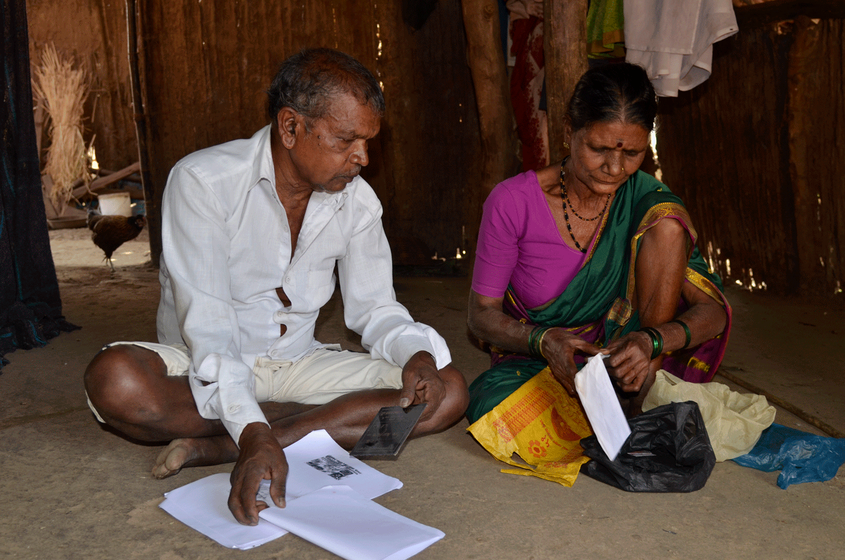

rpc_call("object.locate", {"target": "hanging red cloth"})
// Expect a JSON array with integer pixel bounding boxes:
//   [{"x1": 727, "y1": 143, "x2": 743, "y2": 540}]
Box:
[{"x1": 509, "y1": 14, "x2": 549, "y2": 172}]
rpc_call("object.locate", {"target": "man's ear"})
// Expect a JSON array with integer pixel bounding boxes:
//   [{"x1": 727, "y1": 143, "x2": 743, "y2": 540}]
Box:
[{"x1": 277, "y1": 108, "x2": 298, "y2": 148}]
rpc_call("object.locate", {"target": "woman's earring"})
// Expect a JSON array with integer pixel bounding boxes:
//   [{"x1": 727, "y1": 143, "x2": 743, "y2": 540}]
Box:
[{"x1": 563, "y1": 141, "x2": 570, "y2": 149}]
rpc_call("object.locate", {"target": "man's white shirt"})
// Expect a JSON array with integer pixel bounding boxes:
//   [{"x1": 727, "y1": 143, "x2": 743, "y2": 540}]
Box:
[{"x1": 157, "y1": 125, "x2": 451, "y2": 444}]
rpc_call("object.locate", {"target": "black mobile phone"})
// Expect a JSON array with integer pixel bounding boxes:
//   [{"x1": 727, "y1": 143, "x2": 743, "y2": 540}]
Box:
[{"x1": 349, "y1": 403, "x2": 427, "y2": 459}]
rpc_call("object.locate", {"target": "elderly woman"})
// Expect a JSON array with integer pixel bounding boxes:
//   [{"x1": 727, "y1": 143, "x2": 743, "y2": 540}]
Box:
[{"x1": 466, "y1": 62, "x2": 730, "y2": 424}]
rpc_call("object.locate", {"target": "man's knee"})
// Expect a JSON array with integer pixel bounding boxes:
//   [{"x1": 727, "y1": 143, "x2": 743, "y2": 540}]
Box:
[
  {"x1": 435, "y1": 365, "x2": 470, "y2": 428},
  {"x1": 84, "y1": 344, "x2": 169, "y2": 428}
]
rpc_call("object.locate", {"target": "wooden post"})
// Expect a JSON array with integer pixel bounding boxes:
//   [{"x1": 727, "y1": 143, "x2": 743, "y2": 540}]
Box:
[
  {"x1": 460, "y1": 0, "x2": 519, "y2": 254},
  {"x1": 788, "y1": 16, "x2": 837, "y2": 296},
  {"x1": 126, "y1": 0, "x2": 160, "y2": 267},
  {"x1": 544, "y1": 0, "x2": 588, "y2": 162}
]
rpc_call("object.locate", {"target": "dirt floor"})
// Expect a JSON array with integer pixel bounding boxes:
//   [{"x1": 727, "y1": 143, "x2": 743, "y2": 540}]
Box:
[{"x1": 1, "y1": 226, "x2": 844, "y2": 560}]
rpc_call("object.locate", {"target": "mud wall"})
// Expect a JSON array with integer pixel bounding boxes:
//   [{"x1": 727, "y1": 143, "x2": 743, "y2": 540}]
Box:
[
  {"x1": 135, "y1": 0, "x2": 478, "y2": 266},
  {"x1": 656, "y1": 16, "x2": 845, "y2": 298},
  {"x1": 26, "y1": 0, "x2": 479, "y2": 267}
]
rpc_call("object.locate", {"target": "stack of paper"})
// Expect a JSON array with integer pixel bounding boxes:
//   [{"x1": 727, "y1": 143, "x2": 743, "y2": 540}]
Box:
[
  {"x1": 160, "y1": 473, "x2": 285, "y2": 550},
  {"x1": 159, "y1": 430, "x2": 444, "y2": 559},
  {"x1": 260, "y1": 486, "x2": 444, "y2": 560}
]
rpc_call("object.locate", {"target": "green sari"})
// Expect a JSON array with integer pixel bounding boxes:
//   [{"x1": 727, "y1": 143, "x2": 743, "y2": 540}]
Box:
[{"x1": 467, "y1": 171, "x2": 731, "y2": 424}]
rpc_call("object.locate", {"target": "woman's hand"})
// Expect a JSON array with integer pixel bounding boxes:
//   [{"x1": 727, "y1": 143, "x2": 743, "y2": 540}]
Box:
[
  {"x1": 541, "y1": 328, "x2": 601, "y2": 395},
  {"x1": 603, "y1": 331, "x2": 653, "y2": 392},
  {"x1": 468, "y1": 291, "x2": 604, "y2": 395}
]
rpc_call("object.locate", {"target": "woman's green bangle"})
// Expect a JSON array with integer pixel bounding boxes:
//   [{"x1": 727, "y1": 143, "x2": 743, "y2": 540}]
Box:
[
  {"x1": 536, "y1": 327, "x2": 550, "y2": 359},
  {"x1": 640, "y1": 326, "x2": 664, "y2": 360},
  {"x1": 670, "y1": 319, "x2": 692, "y2": 349},
  {"x1": 528, "y1": 326, "x2": 550, "y2": 359}
]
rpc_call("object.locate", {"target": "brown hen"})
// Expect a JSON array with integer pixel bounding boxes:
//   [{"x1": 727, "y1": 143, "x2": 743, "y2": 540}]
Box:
[{"x1": 87, "y1": 210, "x2": 147, "y2": 271}]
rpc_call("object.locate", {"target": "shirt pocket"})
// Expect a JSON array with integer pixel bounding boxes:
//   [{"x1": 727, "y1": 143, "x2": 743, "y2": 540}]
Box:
[{"x1": 303, "y1": 261, "x2": 337, "y2": 309}]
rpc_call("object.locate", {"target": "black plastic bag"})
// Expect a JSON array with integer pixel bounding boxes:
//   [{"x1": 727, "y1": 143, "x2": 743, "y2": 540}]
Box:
[{"x1": 580, "y1": 401, "x2": 716, "y2": 492}]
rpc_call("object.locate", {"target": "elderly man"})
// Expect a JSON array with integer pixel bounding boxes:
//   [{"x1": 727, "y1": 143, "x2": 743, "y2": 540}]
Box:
[{"x1": 84, "y1": 48, "x2": 469, "y2": 526}]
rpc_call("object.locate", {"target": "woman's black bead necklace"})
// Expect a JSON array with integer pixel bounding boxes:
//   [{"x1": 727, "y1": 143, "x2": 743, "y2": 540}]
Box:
[{"x1": 559, "y1": 158, "x2": 610, "y2": 253}]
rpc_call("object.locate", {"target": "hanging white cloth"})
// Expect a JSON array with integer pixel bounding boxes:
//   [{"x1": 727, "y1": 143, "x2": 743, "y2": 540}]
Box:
[{"x1": 624, "y1": 0, "x2": 738, "y2": 97}]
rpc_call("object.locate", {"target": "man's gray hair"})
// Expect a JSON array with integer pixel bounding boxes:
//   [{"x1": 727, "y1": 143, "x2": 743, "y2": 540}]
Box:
[{"x1": 267, "y1": 48, "x2": 385, "y2": 124}]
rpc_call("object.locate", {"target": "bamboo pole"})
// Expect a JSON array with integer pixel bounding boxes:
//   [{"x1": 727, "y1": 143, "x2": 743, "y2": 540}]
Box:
[
  {"x1": 126, "y1": 0, "x2": 160, "y2": 267},
  {"x1": 460, "y1": 0, "x2": 519, "y2": 256},
  {"x1": 788, "y1": 17, "x2": 829, "y2": 296},
  {"x1": 735, "y1": 0, "x2": 845, "y2": 27},
  {"x1": 543, "y1": 0, "x2": 588, "y2": 163}
]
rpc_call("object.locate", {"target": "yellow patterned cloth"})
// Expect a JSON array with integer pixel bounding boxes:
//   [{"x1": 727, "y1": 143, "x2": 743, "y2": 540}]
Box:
[{"x1": 468, "y1": 367, "x2": 593, "y2": 486}]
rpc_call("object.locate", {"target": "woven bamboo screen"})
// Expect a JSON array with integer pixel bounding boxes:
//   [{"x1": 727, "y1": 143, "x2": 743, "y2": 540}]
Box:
[
  {"x1": 135, "y1": 0, "x2": 479, "y2": 267},
  {"x1": 657, "y1": 17, "x2": 844, "y2": 298}
]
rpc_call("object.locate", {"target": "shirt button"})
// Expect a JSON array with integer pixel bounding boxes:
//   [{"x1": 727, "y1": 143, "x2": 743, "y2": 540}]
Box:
[
  {"x1": 228, "y1": 404, "x2": 240, "y2": 413},
  {"x1": 285, "y1": 277, "x2": 291, "y2": 284}
]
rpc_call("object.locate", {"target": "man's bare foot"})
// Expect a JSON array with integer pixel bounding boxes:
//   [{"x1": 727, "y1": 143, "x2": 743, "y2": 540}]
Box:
[{"x1": 151, "y1": 435, "x2": 239, "y2": 479}]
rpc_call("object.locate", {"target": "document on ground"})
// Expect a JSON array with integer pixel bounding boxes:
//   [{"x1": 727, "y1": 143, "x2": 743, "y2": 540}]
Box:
[
  {"x1": 158, "y1": 429, "x2": 403, "y2": 550},
  {"x1": 159, "y1": 472, "x2": 285, "y2": 550},
  {"x1": 259, "y1": 485, "x2": 445, "y2": 560}
]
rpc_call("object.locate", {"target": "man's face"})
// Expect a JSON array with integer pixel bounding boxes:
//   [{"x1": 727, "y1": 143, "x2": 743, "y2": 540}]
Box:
[{"x1": 288, "y1": 93, "x2": 381, "y2": 193}]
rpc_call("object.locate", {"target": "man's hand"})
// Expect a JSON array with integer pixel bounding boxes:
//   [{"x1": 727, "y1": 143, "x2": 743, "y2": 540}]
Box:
[
  {"x1": 228, "y1": 422, "x2": 288, "y2": 526},
  {"x1": 398, "y1": 351, "x2": 447, "y2": 420}
]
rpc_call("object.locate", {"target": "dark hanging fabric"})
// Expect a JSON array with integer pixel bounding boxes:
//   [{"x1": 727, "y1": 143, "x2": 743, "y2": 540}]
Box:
[{"x1": 0, "y1": 0, "x2": 79, "y2": 372}]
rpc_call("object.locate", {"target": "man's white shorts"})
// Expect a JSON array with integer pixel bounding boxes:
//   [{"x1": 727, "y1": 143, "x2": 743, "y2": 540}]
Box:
[{"x1": 87, "y1": 341, "x2": 403, "y2": 423}]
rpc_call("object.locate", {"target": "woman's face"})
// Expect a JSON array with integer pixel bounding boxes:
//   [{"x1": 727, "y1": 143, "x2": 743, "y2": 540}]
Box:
[{"x1": 565, "y1": 120, "x2": 651, "y2": 196}]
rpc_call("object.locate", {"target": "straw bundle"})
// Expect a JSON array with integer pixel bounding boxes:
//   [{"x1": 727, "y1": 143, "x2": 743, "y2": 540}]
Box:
[{"x1": 32, "y1": 44, "x2": 90, "y2": 215}]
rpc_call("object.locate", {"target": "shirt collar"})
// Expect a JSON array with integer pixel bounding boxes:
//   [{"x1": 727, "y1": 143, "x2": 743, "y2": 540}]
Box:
[
  {"x1": 250, "y1": 124, "x2": 275, "y2": 193},
  {"x1": 251, "y1": 124, "x2": 350, "y2": 209}
]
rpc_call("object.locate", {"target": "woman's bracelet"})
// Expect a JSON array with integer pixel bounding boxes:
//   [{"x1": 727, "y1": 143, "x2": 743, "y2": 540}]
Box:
[
  {"x1": 537, "y1": 327, "x2": 551, "y2": 359},
  {"x1": 669, "y1": 319, "x2": 692, "y2": 349},
  {"x1": 528, "y1": 326, "x2": 551, "y2": 359},
  {"x1": 639, "y1": 326, "x2": 664, "y2": 360}
]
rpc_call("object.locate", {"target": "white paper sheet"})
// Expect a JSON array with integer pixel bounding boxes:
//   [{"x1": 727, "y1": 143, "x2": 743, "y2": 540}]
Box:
[
  {"x1": 159, "y1": 473, "x2": 286, "y2": 550},
  {"x1": 159, "y1": 429, "x2": 403, "y2": 550},
  {"x1": 280, "y1": 429, "x2": 403, "y2": 500},
  {"x1": 259, "y1": 486, "x2": 445, "y2": 560},
  {"x1": 574, "y1": 354, "x2": 631, "y2": 461}
]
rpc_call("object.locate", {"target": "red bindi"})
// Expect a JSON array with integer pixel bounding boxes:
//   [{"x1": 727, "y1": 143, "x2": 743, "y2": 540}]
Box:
[{"x1": 616, "y1": 141, "x2": 623, "y2": 148}]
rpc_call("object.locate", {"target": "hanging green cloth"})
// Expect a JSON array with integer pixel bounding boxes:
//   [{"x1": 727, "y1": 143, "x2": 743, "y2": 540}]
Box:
[{"x1": 586, "y1": 0, "x2": 626, "y2": 59}]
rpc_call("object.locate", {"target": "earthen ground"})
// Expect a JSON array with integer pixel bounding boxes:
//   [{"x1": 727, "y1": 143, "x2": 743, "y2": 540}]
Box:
[{"x1": 1, "y1": 227, "x2": 843, "y2": 560}]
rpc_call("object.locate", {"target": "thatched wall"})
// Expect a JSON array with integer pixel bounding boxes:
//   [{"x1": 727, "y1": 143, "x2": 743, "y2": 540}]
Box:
[
  {"x1": 135, "y1": 0, "x2": 479, "y2": 267},
  {"x1": 26, "y1": 1, "x2": 479, "y2": 267},
  {"x1": 656, "y1": 16, "x2": 844, "y2": 298},
  {"x1": 27, "y1": 0, "x2": 137, "y2": 171}
]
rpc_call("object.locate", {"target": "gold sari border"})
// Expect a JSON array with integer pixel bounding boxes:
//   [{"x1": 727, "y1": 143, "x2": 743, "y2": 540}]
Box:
[{"x1": 625, "y1": 202, "x2": 696, "y2": 301}]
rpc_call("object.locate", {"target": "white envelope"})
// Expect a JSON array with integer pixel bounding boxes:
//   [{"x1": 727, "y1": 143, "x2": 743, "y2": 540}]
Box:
[{"x1": 574, "y1": 354, "x2": 631, "y2": 461}]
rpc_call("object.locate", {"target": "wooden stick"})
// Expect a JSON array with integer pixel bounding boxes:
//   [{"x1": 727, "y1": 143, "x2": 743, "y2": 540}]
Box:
[
  {"x1": 71, "y1": 161, "x2": 140, "y2": 199},
  {"x1": 716, "y1": 366, "x2": 845, "y2": 438}
]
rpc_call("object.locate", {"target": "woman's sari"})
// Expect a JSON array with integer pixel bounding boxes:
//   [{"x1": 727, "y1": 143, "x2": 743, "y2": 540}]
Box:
[{"x1": 466, "y1": 171, "x2": 731, "y2": 423}]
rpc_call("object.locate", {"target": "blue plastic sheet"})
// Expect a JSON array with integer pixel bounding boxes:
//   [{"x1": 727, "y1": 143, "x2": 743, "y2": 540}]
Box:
[{"x1": 732, "y1": 424, "x2": 845, "y2": 489}]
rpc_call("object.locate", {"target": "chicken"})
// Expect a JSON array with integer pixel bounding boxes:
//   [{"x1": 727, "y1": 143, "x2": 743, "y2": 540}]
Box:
[{"x1": 87, "y1": 209, "x2": 147, "y2": 271}]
